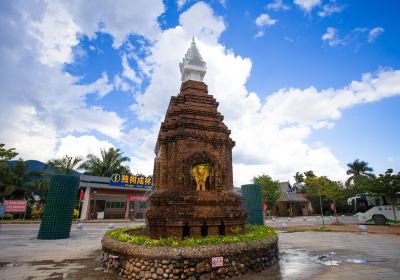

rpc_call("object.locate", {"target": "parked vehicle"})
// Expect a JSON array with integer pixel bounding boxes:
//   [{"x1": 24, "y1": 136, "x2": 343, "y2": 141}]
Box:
[
  {"x1": 355, "y1": 205, "x2": 399, "y2": 225},
  {"x1": 348, "y1": 193, "x2": 399, "y2": 224}
]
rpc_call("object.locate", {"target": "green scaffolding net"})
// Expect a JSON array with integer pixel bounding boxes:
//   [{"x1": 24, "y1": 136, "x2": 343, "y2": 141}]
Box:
[
  {"x1": 241, "y1": 184, "x2": 264, "y2": 225},
  {"x1": 37, "y1": 175, "x2": 79, "y2": 240}
]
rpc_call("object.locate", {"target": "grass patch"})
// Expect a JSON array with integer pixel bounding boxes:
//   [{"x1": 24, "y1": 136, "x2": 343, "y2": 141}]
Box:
[
  {"x1": 287, "y1": 226, "x2": 333, "y2": 233},
  {"x1": 106, "y1": 225, "x2": 277, "y2": 247}
]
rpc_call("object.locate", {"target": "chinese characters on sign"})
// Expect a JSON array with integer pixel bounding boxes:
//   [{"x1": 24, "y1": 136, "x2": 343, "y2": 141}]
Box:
[
  {"x1": 127, "y1": 195, "x2": 149, "y2": 201},
  {"x1": 4, "y1": 200, "x2": 27, "y2": 213},
  {"x1": 211, "y1": 257, "x2": 224, "y2": 268},
  {"x1": 110, "y1": 174, "x2": 153, "y2": 189}
]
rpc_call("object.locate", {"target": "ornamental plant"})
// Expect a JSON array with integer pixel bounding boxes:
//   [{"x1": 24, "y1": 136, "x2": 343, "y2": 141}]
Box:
[{"x1": 106, "y1": 225, "x2": 277, "y2": 247}]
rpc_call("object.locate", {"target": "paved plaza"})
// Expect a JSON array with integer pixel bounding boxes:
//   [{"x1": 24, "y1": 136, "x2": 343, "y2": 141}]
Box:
[{"x1": 0, "y1": 218, "x2": 399, "y2": 280}]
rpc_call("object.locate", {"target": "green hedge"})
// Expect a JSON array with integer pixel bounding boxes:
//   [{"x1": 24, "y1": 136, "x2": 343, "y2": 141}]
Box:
[{"x1": 106, "y1": 225, "x2": 276, "y2": 247}]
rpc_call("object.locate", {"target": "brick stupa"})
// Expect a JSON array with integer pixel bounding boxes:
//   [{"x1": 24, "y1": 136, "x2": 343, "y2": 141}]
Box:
[{"x1": 146, "y1": 38, "x2": 247, "y2": 239}]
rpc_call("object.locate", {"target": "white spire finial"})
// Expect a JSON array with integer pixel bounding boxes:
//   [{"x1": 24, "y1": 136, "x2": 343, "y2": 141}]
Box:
[{"x1": 179, "y1": 37, "x2": 207, "y2": 82}]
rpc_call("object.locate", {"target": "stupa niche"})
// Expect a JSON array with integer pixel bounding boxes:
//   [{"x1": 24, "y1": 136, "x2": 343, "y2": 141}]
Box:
[{"x1": 146, "y1": 38, "x2": 247, "y2": 239}]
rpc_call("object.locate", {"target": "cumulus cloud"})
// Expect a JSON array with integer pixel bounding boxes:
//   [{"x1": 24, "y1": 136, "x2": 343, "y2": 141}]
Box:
[
  {"x1": 62, "y1": 0, "x2": 164, "y2": 48},
  {"x1": 2, "y1": 0, "x2": 398, "y2": 188},
  {"x1": 254, "y1": 13, "x2": 277, "y2": 38},
  {"x1": 54, "y1": 135, "x2": 114, "y2": 159},
  {"x1": 255, "y1": 14, "x2": 277, "y2": 27},
  {"x1": 266, "y1": 0, "x2": 290, "y2": 11},
  {"x1": 368, "y1": 27, "x2": 384, "y2": 43},
  {"x1": 294, "y1": 0, "x2": 321, "y2": 12},
  {"x1": 0, "y1": 0, "x2": 163, "y2": 162},
  {"x1": 125, "y1": 2, "x2": 400, "y2": 186},
  {"x1": 27, "y1": 1, "x2": 80, "y2": 66}
]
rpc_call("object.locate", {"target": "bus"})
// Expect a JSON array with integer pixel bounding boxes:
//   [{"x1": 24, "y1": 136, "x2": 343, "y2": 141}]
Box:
[{"x1": 347, "y1": 193, "x2": 399, "y2": 224}]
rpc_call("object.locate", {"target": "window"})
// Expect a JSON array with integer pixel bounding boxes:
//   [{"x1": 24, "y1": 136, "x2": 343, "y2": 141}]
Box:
[{"x1": 139, "y1": 201, "x2": 147, "y2": 208}]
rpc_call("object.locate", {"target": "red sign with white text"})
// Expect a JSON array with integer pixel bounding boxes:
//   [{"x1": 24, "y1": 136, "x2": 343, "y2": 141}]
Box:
[
  {"x1": 127, "y1": 195, "x2": 149, "y2": 201},
  {"x1": 211, "y1": 257, "x2": 224, "y2": 268},
  {"x1": 4, "y1": 200, "x2": 27, "y2": 212}
]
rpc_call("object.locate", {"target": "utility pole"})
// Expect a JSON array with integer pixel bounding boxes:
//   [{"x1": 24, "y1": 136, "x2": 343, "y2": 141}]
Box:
[{"x1": 319, "y1": 186, "x2": 325, "y2": 227}]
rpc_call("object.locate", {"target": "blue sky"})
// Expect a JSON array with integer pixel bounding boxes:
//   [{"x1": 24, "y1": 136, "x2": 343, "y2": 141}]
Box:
[{"x1": 0, "y1": 0, "x2": 399, "y2": 186}]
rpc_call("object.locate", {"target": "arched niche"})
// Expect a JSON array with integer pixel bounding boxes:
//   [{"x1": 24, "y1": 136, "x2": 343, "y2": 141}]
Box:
[{"x1": 184, "y1": 151, "x2": 221, "y2": 191}]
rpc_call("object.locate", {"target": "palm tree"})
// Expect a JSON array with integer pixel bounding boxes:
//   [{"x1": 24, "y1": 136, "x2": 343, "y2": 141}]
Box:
[
  {"x1": 2, "y1": 159, "x2": 41, "y2": 201},
  {"x1": 80, "y1": 147, "x2": 130, "y2": 177},
  {"x1": 46, "y1": 155, "x2": 83, "y2": 175},
  {"x1": 346, "y1": 159, "x2": 375, "y2": 186}
]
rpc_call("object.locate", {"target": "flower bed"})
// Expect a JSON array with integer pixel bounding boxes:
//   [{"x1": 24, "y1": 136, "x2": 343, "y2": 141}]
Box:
[{"x1": 101, "y1": 225, "x2": 279, "y2": 279}]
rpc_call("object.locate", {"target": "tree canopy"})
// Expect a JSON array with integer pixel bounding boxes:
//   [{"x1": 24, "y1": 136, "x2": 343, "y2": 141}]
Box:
[
  {"x1": 252, "y1": 174, "x2": 281, "y2": 210},
  {"x1": 293, "y1": 171, "x2": 305, "y2": 192},
  {"x1": 369, "y1": 169, "x2": 400, "y2": 222}
]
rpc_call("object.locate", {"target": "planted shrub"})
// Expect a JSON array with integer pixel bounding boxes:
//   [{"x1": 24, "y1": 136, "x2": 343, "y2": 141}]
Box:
[{"x1": 106, "y1": 225, "x2": 276, "y2": 247}]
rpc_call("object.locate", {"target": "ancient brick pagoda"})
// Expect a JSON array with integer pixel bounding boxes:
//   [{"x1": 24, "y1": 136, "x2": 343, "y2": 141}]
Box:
[{"x1": 146, "y1": 38, "x2": 247, "y2": 239}]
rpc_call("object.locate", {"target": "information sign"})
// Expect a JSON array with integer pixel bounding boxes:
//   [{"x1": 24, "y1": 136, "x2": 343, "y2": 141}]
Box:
[
  {"x1": 4, "y1": 200, "x2": 27, "y2": 213},
  {"x1": 211, "y1": 257, "x2": 224, "y2": 268},
  {"x1": 109, "y1": 174, "x2": 153, "y2": 189},
  {"x1": 127, "y1": 195, "x2": 149, "y2": 201}
]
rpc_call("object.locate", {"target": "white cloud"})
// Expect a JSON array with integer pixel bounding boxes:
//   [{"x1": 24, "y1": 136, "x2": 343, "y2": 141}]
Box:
[
  {"x1": 62, "y1": 0, "x2": 164, "y2": 48},
  {"x1": 2, "y1": 0, "x2": 399, "y2": 189},
  {"x1": 294, "y1": 0, "x2": 321, "y2": 13},
  {"x1": 85, "y1": 72, "x2": 114, "y2": 98},
  {"x1": 0, "y1": 1, "x2": 139, "y2": 163},
  {"x1": 322, "y1": 27, "x2": 346, "y2": 46},
  {"x1": 255, "y1": 13, "x2": 277, "y2": 27},
  {"x1": 27, "y1": 1, "x2": 81, "y2": 66},
  {"x1": 266, "y1": 0, "x2": 290, "y2": 11},
  {"x1": 129, "y1": 2, "x2": 400, "y2": 186},
  {"x1": 368, "y1": 27, "x2": 384, "y2": 43},
  {"x1": 122, "y1": 55, "x2": 142, "y2": 84},
  {"x1": 255, "y1": 31, "x2": 265, "y2": 38},
  {"x1": 254, "y1": 13, "x2": 277, "y2": 38},
  {"x1": 54, "y1": 135, "x2": 114, "y2": 159},
  {"x1": 318, "y1": 1, "x2": 345, "y2": 17},
  {"x1": 177, "y1": 0, "x2": 187, "y2": 9},
  {"x1": 178, "y1": 2, "x2": 225, "y2": 45},
  {"x1": 113, "y1": 75, "x2": 132, "y2": 92}
]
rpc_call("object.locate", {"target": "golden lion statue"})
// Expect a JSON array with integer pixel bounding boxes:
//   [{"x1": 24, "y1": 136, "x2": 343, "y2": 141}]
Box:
[{"x1": 191, "y1": 164, "x2": 210, "y2": 191}]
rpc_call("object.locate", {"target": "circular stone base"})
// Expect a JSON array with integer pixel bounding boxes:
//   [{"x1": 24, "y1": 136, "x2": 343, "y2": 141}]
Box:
[{"x1": 101, "y1": 234, "x2": 279, "y2": 279}]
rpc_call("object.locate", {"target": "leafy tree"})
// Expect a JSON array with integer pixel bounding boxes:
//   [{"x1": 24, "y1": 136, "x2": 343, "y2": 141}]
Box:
[
  {"x1": 369, "y1": 169, "x2": 400, "y2": 223},
  {"x1": 30, "y1": 178, "x2": 50, "y2": 202},
  {"x1": 252, "y1": 174, "x2": 281, "y2": 213},
  {"x1": 304, "y1": 170, "x2": 316, "y2": 179},
  {"x1": 293, "y1": 171, "x2": 305, "y2": 192},
  {"x1": 346, "y1": 159, "x2": 375, "y2": 186},
  {"x1": 0, "y1": 144, "x2": 18, "y2": 162},
  {"x1": 80, "y1": 147, "x2": 130, "y2": 177},
  {"x1": 0, "y1": 144, "x2": 19, "y2": 201},
  {"x1": 46, "y1": 155, "x2": 83, "y2": 175},
  {"x1": 321, "y1": 179, "x2": 343, "y2": 223}
]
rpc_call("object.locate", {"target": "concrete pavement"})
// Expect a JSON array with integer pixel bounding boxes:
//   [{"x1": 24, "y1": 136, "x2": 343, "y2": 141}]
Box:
[{"x1": 0, "y1": 222, "x2": 399, "y2": 280}]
